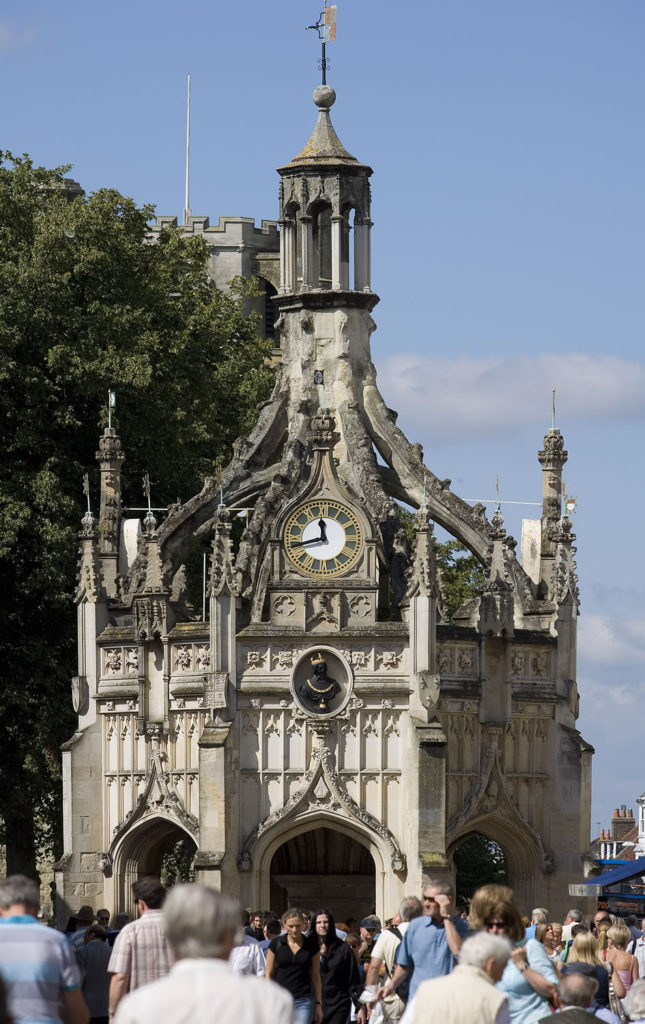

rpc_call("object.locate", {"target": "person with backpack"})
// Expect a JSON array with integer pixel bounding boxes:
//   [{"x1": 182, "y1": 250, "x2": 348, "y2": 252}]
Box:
[{"x1": 358, "y1": 897, "x2": 423, "y2": 1023}]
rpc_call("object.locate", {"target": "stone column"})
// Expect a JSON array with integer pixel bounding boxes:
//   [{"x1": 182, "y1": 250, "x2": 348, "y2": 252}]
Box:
[
  {"x1": 416, "y1": 721, "x2": 450, "y2": 885},
  {"x1": 96, "y1": 428, "x2": 124, "y2": 598},
  {"x1": 331, "y1": 215, "x2": 343, "y2": 290},
  {"x1": 300, "y1": 216, "x2": 313, "y2": 290},
  {"x1": 354, "y1": 219, "x2": 372, "y2": 292},
  {"x1": 196, "y1": 719, "x2": 232, "y2": 891},
  {"x1": 537, "y1": 428, "x2": 567, "y2": 596}
]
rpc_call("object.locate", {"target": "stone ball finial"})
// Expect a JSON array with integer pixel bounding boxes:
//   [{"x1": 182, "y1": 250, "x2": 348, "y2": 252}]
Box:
[{"x1": 313, "y1": 84, "x2": 336, "y2": 109}]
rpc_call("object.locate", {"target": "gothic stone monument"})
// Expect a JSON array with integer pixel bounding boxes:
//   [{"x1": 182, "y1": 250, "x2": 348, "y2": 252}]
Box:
[{"x1": 56, "y1": 83, "x2": 592, "y2": 921}]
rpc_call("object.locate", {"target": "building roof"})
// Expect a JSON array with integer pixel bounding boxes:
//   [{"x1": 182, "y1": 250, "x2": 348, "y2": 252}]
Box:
[{"x1": 286, "y1": 85, "x2": 360, "y2": 167}]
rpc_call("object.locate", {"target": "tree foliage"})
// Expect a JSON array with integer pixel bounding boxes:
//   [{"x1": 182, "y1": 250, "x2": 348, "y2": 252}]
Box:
[
  {"x1": 436, "y1": 540, "x2": 486, "y2": 620},
  {"x1": 396, "y1": 507, "x2": 485, "y2": 619},
  {"x1": 0, "y1": 152, "x2": 274, "y2": 873},
  {"x1": 454, "y1": 832, "x2": 508, "y2": 910}
]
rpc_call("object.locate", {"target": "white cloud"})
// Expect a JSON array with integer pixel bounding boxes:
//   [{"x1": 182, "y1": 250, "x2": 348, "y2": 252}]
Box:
[
  {"x1": 579, "y1": 611, "x2": 645, "y2": 669},
  {"x1": 375, "y1": 353, "x2": 645, "y2": 440}
]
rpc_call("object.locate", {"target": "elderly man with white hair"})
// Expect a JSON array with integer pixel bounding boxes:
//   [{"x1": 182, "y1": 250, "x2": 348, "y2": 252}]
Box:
[
  {"x1": 113, "y1": 885, "x2": 294, "y2": 1024},
  {"x1": 625, "y1": 978, "x2": 645, "y2": 1023},
  {"x1": 401, "y1": 931, "x2": 512, "y2": 1024}
]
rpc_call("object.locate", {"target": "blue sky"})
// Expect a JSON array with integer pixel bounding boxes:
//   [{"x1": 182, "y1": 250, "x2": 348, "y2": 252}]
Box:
[{"x1": 2, "y1": 1, "x2": 644, "y2": 846}]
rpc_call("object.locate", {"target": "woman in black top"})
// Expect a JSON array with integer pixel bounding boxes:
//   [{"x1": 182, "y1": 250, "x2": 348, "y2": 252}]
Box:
[
  {"x1": 265, "y1": 907, "x2": 322, "y2": 1024},
  {"x1": 311, "y1": 909, "x2": 361, "y2": 1024}
]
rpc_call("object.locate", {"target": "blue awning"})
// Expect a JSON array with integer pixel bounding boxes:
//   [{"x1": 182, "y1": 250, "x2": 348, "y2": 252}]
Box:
[{"x1": 581, "y1": 856, "x2": 645, "y2": 887}]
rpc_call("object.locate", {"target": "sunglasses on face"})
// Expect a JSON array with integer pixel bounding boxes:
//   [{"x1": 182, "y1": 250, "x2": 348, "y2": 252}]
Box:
[{"x1": 487, "y1": 920, "x2": 507, "y2": 931}]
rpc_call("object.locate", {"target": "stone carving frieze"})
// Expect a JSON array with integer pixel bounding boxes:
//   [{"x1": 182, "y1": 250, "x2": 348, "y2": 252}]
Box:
[
  {"x1": 171, "y1": 642, "x2": 211, "y2": 675},
  {"x1": 510, "y1": 649, "x2": 552, "y2": 679},
  {"x1": 102, "y1": 647, "x2": 138, "y2": 679},
  {"x1": 107, "y1": 726, "x2": 199, "y2": 854},
  {"x1": 239, "y1": 729, "x2": 405, "y2": 872}
]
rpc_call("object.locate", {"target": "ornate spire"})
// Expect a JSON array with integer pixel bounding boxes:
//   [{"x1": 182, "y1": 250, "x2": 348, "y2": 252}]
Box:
[
  {"x1": 208, "y1": 505, "x2": 238, "y2": 598},
  {"x1": 75, "y1": 509, "x2": 103, "y2": 603},
  {"x1": 288, "y1": 86, "x2": 357, "y2": 166}
]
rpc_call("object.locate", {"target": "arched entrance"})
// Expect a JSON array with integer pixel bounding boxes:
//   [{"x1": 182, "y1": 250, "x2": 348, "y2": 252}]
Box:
[
  {"x1": 111, "y1": 815, "x2": 197, "y2": 915},
  {"x1": 270, "y1": 826, "x2": 376, "y2": 920},
  {"x1": 452, "y1": 831, "x2": 508, "y2": 913},
  {"x1": 448, "y1": 813, "x2": 545, "y2": 914}
]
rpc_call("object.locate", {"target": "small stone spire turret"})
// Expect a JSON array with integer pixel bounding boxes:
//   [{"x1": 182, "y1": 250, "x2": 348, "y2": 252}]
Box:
[
  {"x1": 96, "y1": 426, "x2": 125, "y2": 598},
  {"x1": 277, "y1": 85, "x2": 374, "y2": 295}
]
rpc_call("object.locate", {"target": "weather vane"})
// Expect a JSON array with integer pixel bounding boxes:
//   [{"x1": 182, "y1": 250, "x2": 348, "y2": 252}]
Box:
[{"x1": 306, "y1": 1, "x2": 337, "y2": 85}]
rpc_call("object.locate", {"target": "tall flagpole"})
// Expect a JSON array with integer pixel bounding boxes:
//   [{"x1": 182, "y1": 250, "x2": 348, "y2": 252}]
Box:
[{"x1": 183, "y1": 73, "x2": 191, "y2": 225}]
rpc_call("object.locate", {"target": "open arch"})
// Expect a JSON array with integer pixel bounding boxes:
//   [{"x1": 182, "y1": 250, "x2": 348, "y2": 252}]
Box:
[
  {"x1": 451, "y1": 831, "x2": 508, "y2": 912},
  {"x1": 270, "y1": 826, "x2": 375, "y2": 919},
  {"x1": 249, "y1": 811, "x2": 394, "y2": 919},
  {"x1": 110, "y1": 814, "x2": 197, "y2": 915},
  {"x1": 310, "y1": 201, "x2": 332, "y2": 288},
  {"x1": 448, "y1": 813, "x2": 545, "y2": 914}
]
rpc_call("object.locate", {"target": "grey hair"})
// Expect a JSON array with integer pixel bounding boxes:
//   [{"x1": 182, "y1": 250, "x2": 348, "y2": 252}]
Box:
[
  {"x1": 163, "y1": 885, "x2": 240, "y2": 959},
  {"x1": 531, "y1": 907, "x2": 548, "y2": 924},
  {"x1": 399, "y1": 897, "x2": 423, "y2": 922},
  {"x1": 567, "y1": 909, "x2": 583, "y2": 923},
  {"x1": 624, "y1": 978, "x2": 645, "y2": 1020},
  {"x1": 0, "y1": 875, "x2": 40, "y2": 912},
  {"x1": 557, "y1": 974, "x2": 598, "y2": 1008},
  {"x1": 458, "y1": 932, "x2": 512, "y2": 971},
  {"x1": 424, "y1": 879, "x2": 454, "y2": 900}
]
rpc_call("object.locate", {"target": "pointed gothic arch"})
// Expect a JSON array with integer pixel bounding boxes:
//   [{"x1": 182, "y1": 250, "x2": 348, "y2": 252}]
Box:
[
  {"x1": 448, "y1": 813, "x2": 545, "y2": 913},
  {"x1": 108, "y1": 813, "x2": 197, "y2": 916}
]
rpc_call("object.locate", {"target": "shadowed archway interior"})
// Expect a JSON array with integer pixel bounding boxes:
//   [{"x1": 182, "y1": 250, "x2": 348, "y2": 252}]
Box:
[
  {"x1": 113, "y1": 817, "x2": 197, "y2": 916},
  {"x1": 270, "y1": 826, "x2": 375, "y2": 921}
]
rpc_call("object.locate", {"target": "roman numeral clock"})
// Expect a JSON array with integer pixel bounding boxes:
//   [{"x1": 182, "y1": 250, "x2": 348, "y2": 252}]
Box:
[{"x1": 283, "y1": 500, "x2": 363, "y2": 578}]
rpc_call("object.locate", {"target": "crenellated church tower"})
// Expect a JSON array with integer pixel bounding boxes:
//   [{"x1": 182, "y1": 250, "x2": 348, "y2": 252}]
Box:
[{"x1": 57, "y1": 79, "x2": 593, "y2": 923}]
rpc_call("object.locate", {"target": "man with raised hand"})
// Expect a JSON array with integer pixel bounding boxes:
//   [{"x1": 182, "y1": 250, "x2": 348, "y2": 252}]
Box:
[{"x1": 377, "y1": 881, "x2": 468, "y2": 1007}]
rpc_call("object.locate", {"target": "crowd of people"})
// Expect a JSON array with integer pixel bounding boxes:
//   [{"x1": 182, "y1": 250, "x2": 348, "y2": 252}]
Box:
[{"x1": 2, "y1": 873, "x2": 645, "y2": 1024}]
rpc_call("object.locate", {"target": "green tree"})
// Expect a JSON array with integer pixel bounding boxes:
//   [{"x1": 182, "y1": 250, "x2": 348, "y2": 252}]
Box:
[
  {"x1": 436, "y1": 540, "x2": 486, "y2": 620},
  {"x1": 454, "y1": 832, "x2": 508, "y2": 910},
  {"x1": 0, "y1": 152, "x2": 274, "y2": 875}
]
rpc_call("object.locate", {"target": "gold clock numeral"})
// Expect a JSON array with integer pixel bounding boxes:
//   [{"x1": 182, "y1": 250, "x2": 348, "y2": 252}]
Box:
[
  {"x1": 299, "y1": 554, "x2": 316, "y2": 571},
  {"x1": 318, "y1": 502, "x2": 329, "y2": 517}
]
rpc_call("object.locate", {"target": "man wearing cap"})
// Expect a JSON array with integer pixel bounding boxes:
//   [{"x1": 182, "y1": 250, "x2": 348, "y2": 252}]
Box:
[
  {"x1": 377, "y1": 881, "x2": 468, "y2": 1006},
  {"x1": 358, "y1": 916, "x2": 381, "y2": 980},
  {"x1": 69, "y1": 906, "x2": 97, "y2": 952}
]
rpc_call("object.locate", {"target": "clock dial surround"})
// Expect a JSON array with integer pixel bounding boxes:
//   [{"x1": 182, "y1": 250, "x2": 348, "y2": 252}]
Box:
[{"x1": 284, "y1": 500, "x2": 363, "y2": 578}]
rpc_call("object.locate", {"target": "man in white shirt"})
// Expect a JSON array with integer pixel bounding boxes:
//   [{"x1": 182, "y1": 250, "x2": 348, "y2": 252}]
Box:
[
  {"x1": 359, "y1": 897, "x2": 423, "y2": 1023},
  {"x1": 228, "y1": 931, "x2": 266, "y2": 976},
  {"x1": 632, "y1": 918, "x2": 645, "y2": 978},
  {"x1": 114, "y1": 885, "x2": 292, "y2": 1024}
]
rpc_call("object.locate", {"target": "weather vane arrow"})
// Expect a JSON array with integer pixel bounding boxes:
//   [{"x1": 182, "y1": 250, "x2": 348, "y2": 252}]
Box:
[{"x1": 306, "y1": 1, "x2": 337, "y2": 85}]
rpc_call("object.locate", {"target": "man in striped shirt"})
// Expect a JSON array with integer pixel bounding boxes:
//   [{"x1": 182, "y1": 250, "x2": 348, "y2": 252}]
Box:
[
  {"x1": 0, "y1": 874, "x2": 89, "y2": 1024},
  {"x1": 108, "y1": 877, "x2": 174, "y2": 1017}
]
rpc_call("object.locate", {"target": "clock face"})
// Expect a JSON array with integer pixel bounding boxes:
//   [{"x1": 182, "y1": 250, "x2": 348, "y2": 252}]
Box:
[{"x1": 284, "y1": 500, "x2": 363, "y2": 578}]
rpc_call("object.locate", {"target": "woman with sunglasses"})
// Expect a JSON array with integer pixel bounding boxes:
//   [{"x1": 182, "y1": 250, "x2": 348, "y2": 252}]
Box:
[{"x1": 478, "y1": 897, "x2": 557, "y2": 1024}]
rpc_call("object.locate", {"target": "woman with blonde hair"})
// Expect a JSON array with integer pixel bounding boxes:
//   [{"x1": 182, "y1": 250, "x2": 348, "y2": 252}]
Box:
[
  {"x1": 535, "y1": 923, "x2": 559, "y2": 965},
  {"x1": 563, "y1": 929, "x2": 624, "y2": 1005},
  {"x1": 601, "y1": 922, "x2": 639, "y2": 995}
]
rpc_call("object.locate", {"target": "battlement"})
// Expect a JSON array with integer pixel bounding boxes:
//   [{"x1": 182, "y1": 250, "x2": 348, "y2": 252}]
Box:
[{"x1": 151, "y1": 214, "x2": 279, "y2": 247}]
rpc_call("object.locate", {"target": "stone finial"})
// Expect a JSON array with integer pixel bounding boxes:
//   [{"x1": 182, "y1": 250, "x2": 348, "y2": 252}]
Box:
[
  {"x1": 538, "y1": 428, "x2": 568, "y2": 471},
  {"x1": 309, "y1": 409, "x2": 340, "y2": 449}
]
